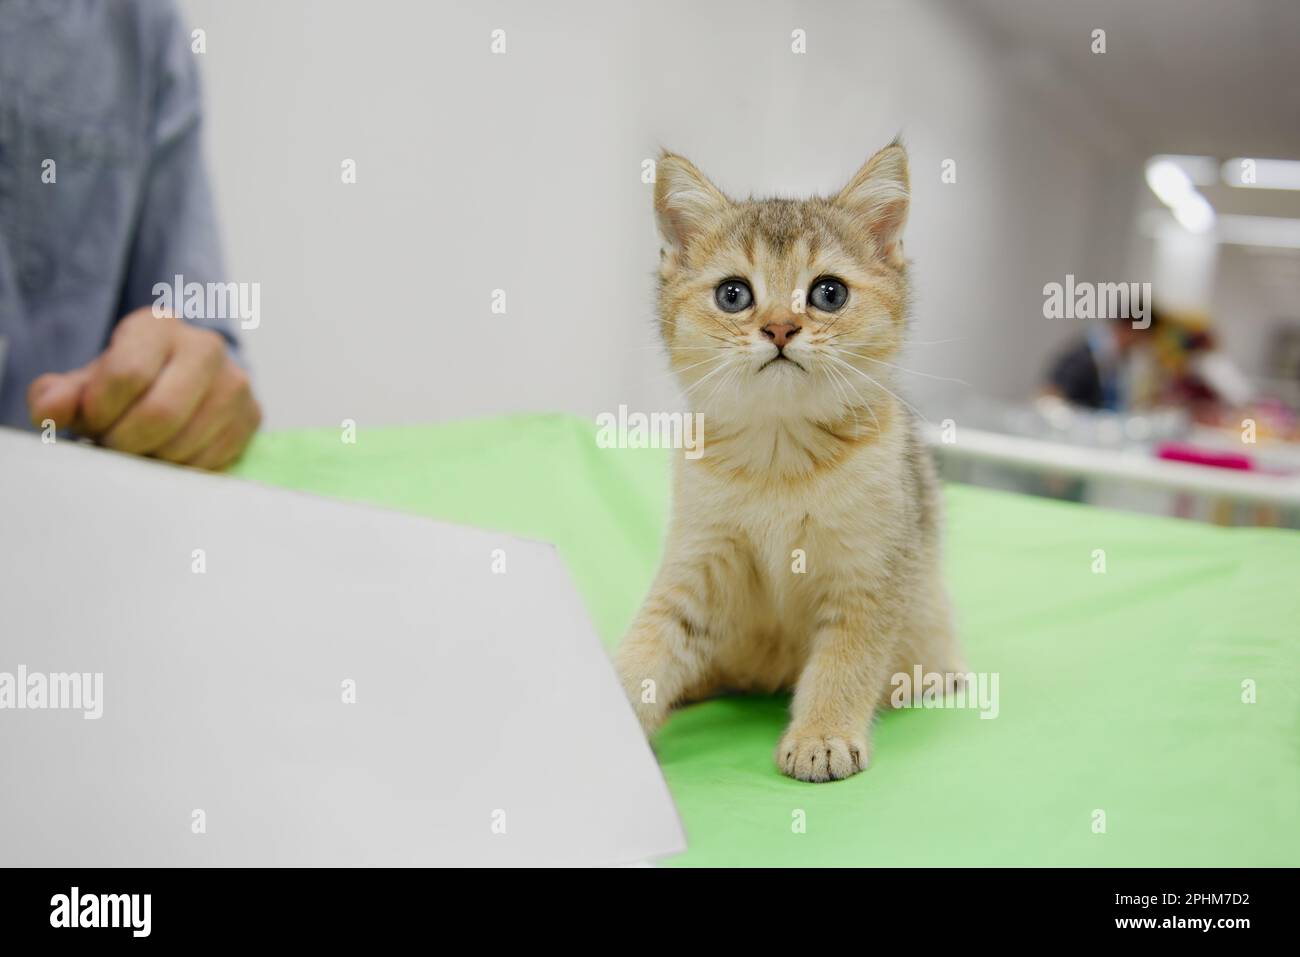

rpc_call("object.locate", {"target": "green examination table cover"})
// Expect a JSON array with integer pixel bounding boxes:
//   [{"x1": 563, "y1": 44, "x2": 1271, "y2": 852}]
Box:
[{"x1": 232, "y1": 414, "x2": 1300, "y2": 866}]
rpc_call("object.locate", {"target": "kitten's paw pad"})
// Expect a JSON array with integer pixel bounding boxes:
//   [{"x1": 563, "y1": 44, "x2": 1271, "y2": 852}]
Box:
[{"x1": 776, "y1": 730, "x2": 868, "y2": 782}]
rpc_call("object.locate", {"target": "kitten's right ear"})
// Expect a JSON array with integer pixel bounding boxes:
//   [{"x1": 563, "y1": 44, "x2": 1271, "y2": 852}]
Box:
[
  {"x1": 654, "y1": 152, "x2": 729, "y2": 250},
  {"x1": 834, "y1": 141, "x2": 910, "y2": 268}
]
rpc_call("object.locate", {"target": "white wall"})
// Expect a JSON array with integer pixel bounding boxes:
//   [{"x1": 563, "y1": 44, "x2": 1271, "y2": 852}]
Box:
[
  {"x1": 1211, "y1": 245, "x2": 1300, "y2": 380},
  {"x1": 1129, "y1": 201, "x2": 1300, "y2": 384},
  {"x1": 182, "y1": 0, "x2": 1145, "y2": 429}
]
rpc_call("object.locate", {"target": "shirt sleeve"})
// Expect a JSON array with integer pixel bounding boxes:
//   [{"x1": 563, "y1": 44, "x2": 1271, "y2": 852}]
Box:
[{"x1": 114, "y1": 4, "x2": 244, "y2": 362}]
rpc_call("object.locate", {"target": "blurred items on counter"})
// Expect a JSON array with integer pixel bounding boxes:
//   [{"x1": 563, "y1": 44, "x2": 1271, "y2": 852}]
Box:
[{"x1": 931, "y1": 315, "x2": 1300, "y2": 527}]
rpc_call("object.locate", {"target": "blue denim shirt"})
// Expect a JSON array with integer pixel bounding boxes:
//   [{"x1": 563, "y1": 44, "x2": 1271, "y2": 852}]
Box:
[{"x1": 0, "y1": 0, "x2": 241, "y2": 430}]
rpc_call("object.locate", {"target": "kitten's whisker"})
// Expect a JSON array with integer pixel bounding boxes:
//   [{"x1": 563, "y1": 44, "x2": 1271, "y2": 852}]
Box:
[
  {"x1": 821, "y1": 330, "x2": 890, "y2": 347},
  {"x1": 826, "y1": 364, "x2": 880, "y2": 436},
  {"x1": 640, "y1": 352, "x2": 728, "y2": 389},
  {"x1": 816, "y1": 312, "x2": 848, "y2": 337},
  {"x1": 825, "y1": 353, "x2": 931, "y2": 425},
  {"x1": 836, "y1": 350, "x2": 969, "y2": 386},
  {"x1": 681, "y1": 357, "x2": 738, "y2": 398},
  {"x1": 835, "y1": 366, "x2": 877, "y2": 436},
  {"x1": 727, "y1": 363, "x2": 746, "y2": 404},
  {"x1": 660, "y1": 316, "x2": 734, "y2": 347},
  {"x1": 822, "y1": 365, "x2": 855, "y2": 427},
  {"x1": 824, "y1": 334, "x2": 968, "y2": 347},
  {"x1": 666, "y1": 353, "x2": 731, "y2": 378},
  {"x1": 702, "y1": 362, "x2": 742, "y2": 408},
  {"x1": 707, "y1": 313, "x2": 745, "y2": 338},
  {"x1": 638, "y1": 344, "x2": 728, "y2": 353}
]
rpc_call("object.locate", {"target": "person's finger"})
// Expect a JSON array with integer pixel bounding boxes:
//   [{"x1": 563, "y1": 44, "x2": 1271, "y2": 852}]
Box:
[
  {"x1": 185, "y1": 393, "x2": 261, "y2": 472},
  {"x1": 100, "y1": 329, "x2": 226, "y2": 455},
  {"x1": 27, "y1": 365, "x2": 95, "y2": 431},
  {"x1": 151, "y1": 362, "x2": 251, "y2": 463},
  {"x1": 184, "y1": 409, "x2": 250, "y2": 472},
  {"x1": 79, "y1": 312, "x2": 176, "y2": 435}
]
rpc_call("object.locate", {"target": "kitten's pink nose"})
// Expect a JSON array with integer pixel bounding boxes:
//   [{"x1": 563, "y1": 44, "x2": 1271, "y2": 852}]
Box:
[{"x1": 761, "y1": 322, "x2": 801, "y2": 349}]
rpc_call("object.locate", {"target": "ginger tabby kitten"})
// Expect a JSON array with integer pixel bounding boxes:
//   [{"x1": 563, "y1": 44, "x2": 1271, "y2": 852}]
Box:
[{"x1": 615, "y1": 141, "x2": 965, "y2": 782}]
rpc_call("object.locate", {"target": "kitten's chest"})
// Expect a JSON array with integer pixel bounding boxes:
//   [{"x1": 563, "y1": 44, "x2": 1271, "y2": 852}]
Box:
[
  {"x1": 712, "y1": 488, "x2": 873, "y2": 683},
  {"x1": 679, "y1": 437, "x2": 904, "y2": 592},
  {"x1": 721, "y1": 470, "x2": 894, "y2": 592},
  {"x1": 740, "y1": 494, "x2": 853, "y2": 583}
]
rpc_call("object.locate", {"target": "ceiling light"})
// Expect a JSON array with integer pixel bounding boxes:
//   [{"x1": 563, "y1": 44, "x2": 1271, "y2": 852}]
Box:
[
  {"x1": 1145, "y1": 159, "x2": 1194, "y2": 206},
  {"x1": 1149, "y1": 154, "x2": 1218, "y2": 187},
  {"x1": 1172, "y1": 192, "x2": 1216, "y2": 233},
  {"x1": 1221, "y1": 157, "x2": 1300, "y2": 190}
]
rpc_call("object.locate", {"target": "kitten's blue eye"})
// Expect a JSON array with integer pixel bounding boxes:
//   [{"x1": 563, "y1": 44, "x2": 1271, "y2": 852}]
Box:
[
  {"x1": 714, "y1": 279, "x2": 753, "y2": 313},
  {"x1": 809, "y1": 277, "x2": 849, "y2": 312}
]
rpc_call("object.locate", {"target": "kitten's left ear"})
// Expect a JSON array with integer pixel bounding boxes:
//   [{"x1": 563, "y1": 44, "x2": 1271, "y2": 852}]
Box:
[
  {"x1": 834, "y1": 141, "x2": 910, "y2": 268},
  {"x1": 655, "y1": 151, "x2": 730, "y2": 251}
]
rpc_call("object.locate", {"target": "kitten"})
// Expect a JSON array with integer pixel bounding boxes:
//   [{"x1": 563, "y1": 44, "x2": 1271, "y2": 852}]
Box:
[{"x1": 615, "y1": 141, "x2": 965, "y2": 782}]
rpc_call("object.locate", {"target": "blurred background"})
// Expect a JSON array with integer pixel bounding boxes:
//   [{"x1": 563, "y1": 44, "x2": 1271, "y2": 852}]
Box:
[{"x1": 183, "y1": 0, "x2": 1300, "y2": 525}]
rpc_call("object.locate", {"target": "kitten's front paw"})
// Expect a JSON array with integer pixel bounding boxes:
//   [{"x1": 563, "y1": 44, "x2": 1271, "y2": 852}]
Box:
[
  {"x1": 614, "y1": 662, "x2": 667, "y2": 739},
  {"x1": 776, "y1": 728, "x2": 869, "y2": 782}
]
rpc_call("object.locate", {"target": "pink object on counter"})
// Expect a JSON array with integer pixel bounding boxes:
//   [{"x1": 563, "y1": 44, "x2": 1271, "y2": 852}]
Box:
[{"x1": 1156, "y1": 442, "x2": 1254, "y2": 471}]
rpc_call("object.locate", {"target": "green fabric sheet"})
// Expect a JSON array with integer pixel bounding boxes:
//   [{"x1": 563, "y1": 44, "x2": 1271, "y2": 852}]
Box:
[{"x1": 231, "y1": 414, "x2": 1300, "y2": 866}]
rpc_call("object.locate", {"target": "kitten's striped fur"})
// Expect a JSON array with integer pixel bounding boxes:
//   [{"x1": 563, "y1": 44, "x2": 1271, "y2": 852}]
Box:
[{"x1": 615, "y1": 142, "x2": 964, "y2": 782}]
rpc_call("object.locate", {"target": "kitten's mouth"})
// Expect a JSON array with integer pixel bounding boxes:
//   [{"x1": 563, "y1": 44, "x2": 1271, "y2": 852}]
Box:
[{"x1": 759, "y1": 354, "x2": 806, "y2": 373}]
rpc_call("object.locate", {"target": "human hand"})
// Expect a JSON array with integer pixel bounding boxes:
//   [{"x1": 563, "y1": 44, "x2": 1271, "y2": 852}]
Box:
[{"x1": 27, "y1": 307, "x2": 261, "y2": 470}]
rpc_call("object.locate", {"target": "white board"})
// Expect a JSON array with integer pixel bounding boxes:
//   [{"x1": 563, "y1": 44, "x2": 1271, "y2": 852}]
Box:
[{"x1": 0, "y1": 428, "x2": 685, "y2": 866}]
